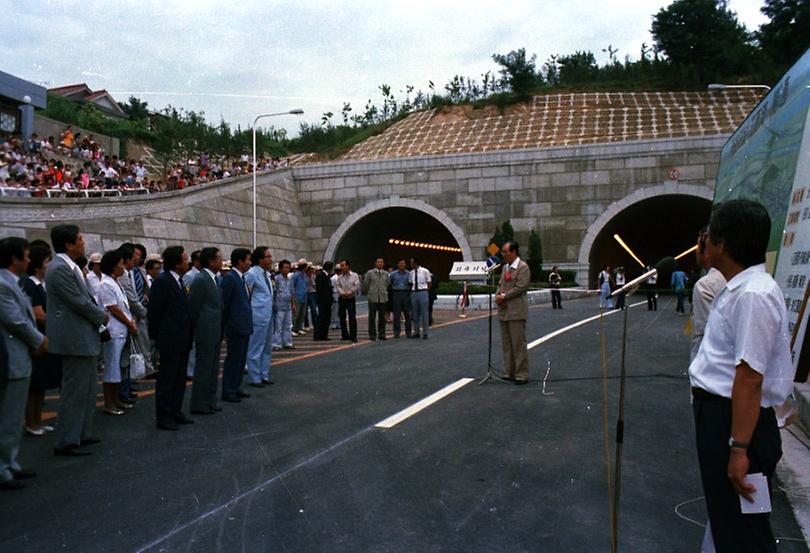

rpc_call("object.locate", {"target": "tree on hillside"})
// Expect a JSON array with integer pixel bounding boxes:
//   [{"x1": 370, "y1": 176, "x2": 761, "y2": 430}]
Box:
[
  {"x1": 118, "y1": 96, "x2": 150, "y2": 120},
  {"x1": 527, "y1": 228, "x2": 543, "y2": 281},
  {"x1": 492, "y1": 48, "x2": 541, "y2": 97},
  {"x1": 758, "y1": 0, "x2": 810, "y2": 69},
  {"x1": 557, "y1": 51, "x2": 599, "y2": 84},
  {"x1": 651, "y1": 0, "x2": 754, "y2": 82}
]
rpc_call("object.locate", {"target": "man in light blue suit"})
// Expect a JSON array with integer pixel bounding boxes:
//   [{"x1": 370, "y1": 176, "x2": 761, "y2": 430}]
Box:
[
  {"x1": 0, "y1": 237, "x2": 47, "y2": 490},
  {"x1": 245, "y1": 247, "x2": 275, "y2": 387}
]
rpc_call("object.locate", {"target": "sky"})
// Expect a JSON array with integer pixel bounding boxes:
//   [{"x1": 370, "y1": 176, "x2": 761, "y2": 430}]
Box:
[{"x1": 2, "y1": 0, "x2": 769, "y2": 136}]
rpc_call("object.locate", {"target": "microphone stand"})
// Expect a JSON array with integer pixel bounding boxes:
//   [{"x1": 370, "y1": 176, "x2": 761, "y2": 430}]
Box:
[
  {"x1": 479, "y1": 264, "x2": 508, "y2": 385},
  {"x1": 607, "y1": 278, "x2": 645, "y2": 553}
]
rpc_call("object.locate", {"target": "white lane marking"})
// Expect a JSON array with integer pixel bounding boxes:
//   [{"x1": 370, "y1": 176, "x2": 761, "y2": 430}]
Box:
[
  {"x1": 375, "y1": 378, "x2": 475, "y2": 429},
  {"x1": 527, "y1": 300, "x2": 647, "y2": 350}
]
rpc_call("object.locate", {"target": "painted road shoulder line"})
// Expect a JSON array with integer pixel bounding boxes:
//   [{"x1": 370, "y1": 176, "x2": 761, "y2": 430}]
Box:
[
  {"x1": 375, "y1": 378, "x2": 476, "y2": 429},
  {"x1": 527, "y1": 300, "x2": 646, "y2": 350}
]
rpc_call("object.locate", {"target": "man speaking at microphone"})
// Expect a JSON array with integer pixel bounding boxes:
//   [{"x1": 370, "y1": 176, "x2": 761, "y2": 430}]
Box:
[
  {"x1": 496, "y1": 241, "x2": 531, "y2": 385},
  {"x1": 689, "y1": 199, "x2": 794, "y2": 552}
]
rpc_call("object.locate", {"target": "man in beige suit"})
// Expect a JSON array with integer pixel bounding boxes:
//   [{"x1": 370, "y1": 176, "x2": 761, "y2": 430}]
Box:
[{"x1": 496, "y1": 241, "x2": 530, "y2": 385}]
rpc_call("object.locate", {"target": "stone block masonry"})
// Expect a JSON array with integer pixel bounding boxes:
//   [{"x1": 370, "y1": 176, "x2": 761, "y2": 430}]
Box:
[{"x1": 0, "y1": 135, "x2": 726, "y2": 286}]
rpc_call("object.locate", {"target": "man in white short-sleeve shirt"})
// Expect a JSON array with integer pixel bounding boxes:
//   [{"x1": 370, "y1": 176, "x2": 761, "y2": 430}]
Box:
[{"x1": 688, "y1": 199, "x2": 795, "y2": 553}]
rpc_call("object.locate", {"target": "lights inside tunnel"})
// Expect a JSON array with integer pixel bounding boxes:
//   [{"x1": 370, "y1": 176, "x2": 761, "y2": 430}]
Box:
[{"x1": 388, "y1": 238, "x2": 462, "y2": 253}]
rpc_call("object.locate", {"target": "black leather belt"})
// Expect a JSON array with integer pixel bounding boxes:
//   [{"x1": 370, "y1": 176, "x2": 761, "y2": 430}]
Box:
[{"x1": 691, "y1": 387, "x2": 724, "y2": 401}]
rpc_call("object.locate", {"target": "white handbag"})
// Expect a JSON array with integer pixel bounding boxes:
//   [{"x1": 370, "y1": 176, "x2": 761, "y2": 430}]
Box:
[{"x1": 129, "y1": 338, "x2": 146, "y2": 381}]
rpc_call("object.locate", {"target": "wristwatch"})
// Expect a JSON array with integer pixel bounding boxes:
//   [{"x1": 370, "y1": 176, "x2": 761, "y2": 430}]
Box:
[{"x1": 728, "y1": 437, "x2": 749, "y2": 449}]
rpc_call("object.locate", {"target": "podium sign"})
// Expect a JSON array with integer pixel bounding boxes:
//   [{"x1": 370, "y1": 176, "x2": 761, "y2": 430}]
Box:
[{"x1": 449, "y1": 261, "x2": 489, "y2": 281}]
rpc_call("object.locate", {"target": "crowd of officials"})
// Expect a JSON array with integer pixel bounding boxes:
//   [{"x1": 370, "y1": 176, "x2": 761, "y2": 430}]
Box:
[{"x1": 0, "y1": 224, "x2": 439, "y2": 489}]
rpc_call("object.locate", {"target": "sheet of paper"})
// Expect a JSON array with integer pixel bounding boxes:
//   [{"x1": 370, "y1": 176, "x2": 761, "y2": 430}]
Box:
[{"x1": 740, "y1": 472, "x2": 772, "y2": 514}]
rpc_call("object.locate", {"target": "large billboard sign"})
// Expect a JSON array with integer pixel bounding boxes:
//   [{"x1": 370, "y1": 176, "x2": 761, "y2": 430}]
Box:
[{"x1": 714, "y1": 49, "x2": 810, "y2": 261}]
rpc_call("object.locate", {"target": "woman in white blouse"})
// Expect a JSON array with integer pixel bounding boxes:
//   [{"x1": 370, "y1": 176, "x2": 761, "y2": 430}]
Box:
[{"x1": 97, "y1": 250, "x2": 137, "y2": 415}]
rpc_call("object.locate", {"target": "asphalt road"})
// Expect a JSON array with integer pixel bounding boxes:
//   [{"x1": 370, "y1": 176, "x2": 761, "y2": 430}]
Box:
[{"x1": 1, "y1": 296, "x2": 807, "y2": 553}]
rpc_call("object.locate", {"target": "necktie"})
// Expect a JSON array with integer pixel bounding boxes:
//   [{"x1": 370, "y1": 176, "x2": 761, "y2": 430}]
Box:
[
  {"x1": 133, "y1": 267, "x2": 145, "y2": 303},
  {"x1": 263, "y1": 270, "x2": 272, "y2": 295},
  {"x1": 412, "y1": 270, "x2": 417, "y2": 291}
]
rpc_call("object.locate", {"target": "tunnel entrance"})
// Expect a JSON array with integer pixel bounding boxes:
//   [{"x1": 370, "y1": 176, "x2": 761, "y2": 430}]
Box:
[
  {"x1": 332, "y1": 207, "x2": 464, "y2": 280},
  {"x1": 588, "y1": 194, "x2": 713, "y2": 288}
]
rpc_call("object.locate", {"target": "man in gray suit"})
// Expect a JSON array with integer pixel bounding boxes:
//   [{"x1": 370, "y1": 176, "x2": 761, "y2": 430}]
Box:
[
  {"x1": 131, "y1": 243, "x2": 153, "y2": 375},
  {"x1": 46, "y1": 225, "x2": 107, "y2": 456},
  {"x1": 496, "y1": 241, "x2": 531, "y2": 385},
  {"x1": 117, "y1": 244, "x2": 147, "y2": 403},
  {"x1": 183, "y1": 250, "x2": 202, "y2": 379},
  {"x1": 188, "y1": 247, "x2": 223, "y2": 415},
  {"x1": 0, "y1": 237, "x2": 47, "y2": 489}
]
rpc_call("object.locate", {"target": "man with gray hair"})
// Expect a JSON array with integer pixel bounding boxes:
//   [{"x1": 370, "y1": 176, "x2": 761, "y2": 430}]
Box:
[{"x1": 363, "y1": 257, "x2": 390, "y2": 341}]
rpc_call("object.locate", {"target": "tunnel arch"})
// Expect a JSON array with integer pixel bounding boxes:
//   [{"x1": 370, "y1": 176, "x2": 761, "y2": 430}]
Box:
[
  {"x1": 578, "y1": 184, "x2": 714, "y2": 287},
  {"x1": 323, "y1": 198, "x2": 473, "y2": 278}
]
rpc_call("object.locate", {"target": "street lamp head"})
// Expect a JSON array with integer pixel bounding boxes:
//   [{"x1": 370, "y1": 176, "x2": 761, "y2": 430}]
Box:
[
  {"x1": 289, "y1": 109, "x2": 304, "y2": 115},
  {"x1": 707, "y1": 83, "x2": 772, "y2": 92}
]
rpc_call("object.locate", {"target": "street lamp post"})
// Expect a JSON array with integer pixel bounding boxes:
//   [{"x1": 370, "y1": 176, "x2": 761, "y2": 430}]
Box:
[{"x1": 252, "y1": 109, "x2": 304, "y2": 248}]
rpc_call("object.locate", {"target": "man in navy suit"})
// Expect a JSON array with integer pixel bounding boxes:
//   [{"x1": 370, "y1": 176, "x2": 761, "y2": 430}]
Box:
[
  {"x1": 147, "y1": 246, "x2": 194, "y2": 430},
  {"x1": 220, "y1": 248, "x2": 253, "y2": 402}
]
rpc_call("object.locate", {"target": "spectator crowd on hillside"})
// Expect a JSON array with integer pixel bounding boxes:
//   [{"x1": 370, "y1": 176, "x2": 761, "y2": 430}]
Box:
[
  {"x1": 0, "y1": 225, "x2": 438, "y2": 489},
  {"x1": 0, "y1": 129, "x2": 290, "y2": 198}
]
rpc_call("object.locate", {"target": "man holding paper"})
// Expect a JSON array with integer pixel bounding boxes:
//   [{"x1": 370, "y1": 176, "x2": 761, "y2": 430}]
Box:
[{"x1": 688, "y1": 200, "x2": 795, "y2": 553}]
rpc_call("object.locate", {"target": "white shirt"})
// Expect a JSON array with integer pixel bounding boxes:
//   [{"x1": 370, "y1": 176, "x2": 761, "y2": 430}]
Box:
[
  {"x1": 98, "y1": 274, "x2": 131, "y2": 338},
  {"x1": 690, "y1": 268, "x2": 727, "y2": 361},
  {"x1": 409, "y1": 266, "x2": 432, "y2": 291},
  {"x1": 169, "y1": 270, "x2": 183, "y2": 288},
  {"x1": 508, "y1": 257, "x2": 521, "y2": 271},
  {"x1": 204, "y1": 268, "x2": 217, "y2": 284},
  {"x1": 57, "y1": 253, "x2": 79, "y2": 273},
  {"x1": 330, "y1": 273, "x2": 339, "y2": 301},
  {"x1": 688, "y1": 264, "x2": 794, "y2": 407},
  {"x1": 86, "y1": 270, "x2": 101, "y2": 297}
]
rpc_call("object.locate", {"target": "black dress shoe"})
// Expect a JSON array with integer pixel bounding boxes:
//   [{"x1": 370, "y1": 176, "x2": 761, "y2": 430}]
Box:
[
  {"x1": 249, "y1": 382, "x2": 265, "y2": 388},
  {"x1": 0, "y1": 479, "x2": 25, "y2": 490},
  {"x1": 175, "y1": 415, "x2": 194, "y2": 425},
  {"x1": 410, "y1": 334, "x2": 420, "y2": 339},
  {"x1": 261, "y1": 379, "x2": 273, "y2": 385},
  {"x1": 514, "y1": 379, "x2": 529, "y2": 386},
  {"x1": 157, "y1": 422, "x2": 179, "y2": 431},
  {"x1": 190, "y1": 409, "x2": 215, "y2": 415},
  {"x1": 222, "y1": 396, "x2": 241, "y2": 403},
  {"x1": 236, "y1": 391, "x2": 251, "y2": 398},
  {"x1": 211, "y1": 406, "x2": 223, "y2": 411},
  {"x1": 12, "y1": 469, "x2": 36, "y2": 479},
  {"x1": 498, "y1": 374, "x2": 516, "y2": 382},
  {"x1": 54, "y1": 445, "x2": 92, "y2": 457},
  {"x1": 80, "y1": 437, "x2": 102, "y2": 446},
  {"x1": 379, "y1": 336, "x2": 387, "y2": 341}
]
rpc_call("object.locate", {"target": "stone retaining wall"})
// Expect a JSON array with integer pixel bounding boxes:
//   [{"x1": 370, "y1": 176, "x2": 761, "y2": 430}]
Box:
[{"x1": 0, "y1": 169, "x2": 307, "y2": 260}]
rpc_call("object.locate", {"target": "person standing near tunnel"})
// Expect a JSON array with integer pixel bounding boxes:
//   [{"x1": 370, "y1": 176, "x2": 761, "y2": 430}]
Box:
[
  {"x1": 336, "y1": 260, "x2": 360, "y2": 343},
  {"x1": 409, "y1": 258, "x2": 432, "y2": 340},
  {"x1": 363, "y1": 257, "x2": 389, "y2": 341}
]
